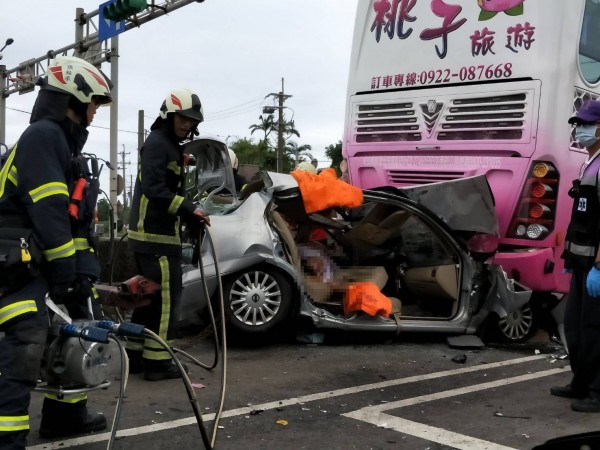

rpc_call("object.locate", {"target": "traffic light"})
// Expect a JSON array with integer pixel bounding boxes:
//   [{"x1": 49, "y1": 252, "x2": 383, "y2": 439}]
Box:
[{"x1": 103, "y1": 0, "x2": 148, "y2": 22}]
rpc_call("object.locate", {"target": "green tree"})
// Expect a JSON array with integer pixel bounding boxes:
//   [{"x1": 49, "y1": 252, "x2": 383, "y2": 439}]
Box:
[
  {"x1": 97, "y1": 198, "x2": 110, "y2": 222},
  {"x1": 278, "y1": 119, "x2": 300, "y2": 142},
  {"x1": 229, "y1": 137, "x2": 281, "y2": 171},
  {"x1": 230, "y1": 137, "x2": 267, "y2": 166},
  {"x1": 325, "y1": 140, "x2": 343, "y2": 175},
  {"x1": 250, "y1": 114, "x2": 301, "y2": 152},
  {"x1": 249, "y1": 115, "x2": 275, "y2": 147},
  {"x1": 285, "y1": 141, "x2": 313, "y2": 165}
]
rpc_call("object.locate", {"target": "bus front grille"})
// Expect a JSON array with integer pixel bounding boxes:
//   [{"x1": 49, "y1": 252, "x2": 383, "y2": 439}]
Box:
[
  {"x1": 354, "y1": 91, "x2": 531, "y2": 143},
  {"x1": 386, "y1": 170, "x2": 465, "y2": 186}
]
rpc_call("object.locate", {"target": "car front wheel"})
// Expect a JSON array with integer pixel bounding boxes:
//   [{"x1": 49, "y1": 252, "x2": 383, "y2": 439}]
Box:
[
  {"x1": 224, "y1": 267, "x2": 294, "y2": 337},
  {"x1": 490, "y1": 303, "x2": 536, "y2": 343}
]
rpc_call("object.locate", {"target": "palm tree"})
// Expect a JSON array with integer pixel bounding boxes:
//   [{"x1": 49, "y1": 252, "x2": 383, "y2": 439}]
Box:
[
  {"x1": 249, "y1": 114, "x2": 275, "y2": 147},
  {"x1": 279, "y1": 119, "x2": 300, "y2": 142},
  {"x1": 285, "y1": 141, "x2": 313, "y2": 165}
]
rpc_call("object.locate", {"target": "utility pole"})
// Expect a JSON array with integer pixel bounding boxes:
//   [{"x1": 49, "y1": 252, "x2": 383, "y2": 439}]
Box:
[
  {"x1": 265, "y1": 78, "x2": 292, "y2": 173},
  {"x1": 129, "y1": 173, "x2": 133, "y2": 208},
  {"x1": 119, "y1": 144, "x2": 130, "y2": 209}
]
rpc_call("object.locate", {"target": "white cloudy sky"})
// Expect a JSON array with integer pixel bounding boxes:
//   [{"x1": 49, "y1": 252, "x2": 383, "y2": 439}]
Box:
[{"x1": 2, "y1": 0, "x2": 359, "y2": 191}]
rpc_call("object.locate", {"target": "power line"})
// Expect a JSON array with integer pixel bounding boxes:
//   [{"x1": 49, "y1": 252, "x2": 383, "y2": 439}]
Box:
[
  {"x1": 205, "y1": 104, "x2": 267, "y2": 122},
  {"x1": 7, "y1": 106, "x2": 139, "y2": 134},
  {"x1": 210, "y1": 96, "x2": 266, "y2": 115}
]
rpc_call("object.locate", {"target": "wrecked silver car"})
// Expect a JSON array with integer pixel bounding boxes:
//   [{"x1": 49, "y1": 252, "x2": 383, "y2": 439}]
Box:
[{"x1": 178, "y1": 138, "x2": 531, "y2": 344}]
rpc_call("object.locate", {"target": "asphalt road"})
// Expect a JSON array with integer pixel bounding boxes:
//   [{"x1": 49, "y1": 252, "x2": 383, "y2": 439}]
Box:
[{"x1": 25, "y1": 332, "x2": 596, "y2": 450}]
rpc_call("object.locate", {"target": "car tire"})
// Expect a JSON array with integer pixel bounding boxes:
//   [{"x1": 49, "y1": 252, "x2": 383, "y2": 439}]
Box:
[
  {"x1": 223, "y1": 266, "x2": 294, "y2": 339},
  {"x1": 487, "y1": 302, "x2": 536, "y2": 344}
]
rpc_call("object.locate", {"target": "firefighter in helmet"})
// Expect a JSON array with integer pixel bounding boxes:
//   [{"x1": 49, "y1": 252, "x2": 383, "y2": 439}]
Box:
[
  {"x1": 127, "y1": 88, "x2": 209, "y2": 380},
  {"x1": 0, "y1": 56, "x2": 112, "y2": 448}
]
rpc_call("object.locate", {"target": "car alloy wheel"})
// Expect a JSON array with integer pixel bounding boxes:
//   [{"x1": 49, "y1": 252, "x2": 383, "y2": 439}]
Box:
[
  {"x1": 497, "y1": 303, "x2": 534, "y2": 342},
  {"x1": 225, "y1": 267, "x2": 293, "y2": 335}
]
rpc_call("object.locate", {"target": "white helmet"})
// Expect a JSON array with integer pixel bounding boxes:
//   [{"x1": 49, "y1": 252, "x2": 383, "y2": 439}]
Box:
[
  {"x1": 46, "y1": 56, "x2": 112, "y2": 106},
  {"x1": 295, "y1": 161, "x2": 317, "y2": 174},
  {"x1": 159, "y1": 88, "x2": 204, "y2": 122},
  {"x1": 228, "y1": 148, "x2": 239, "y2": 170}
]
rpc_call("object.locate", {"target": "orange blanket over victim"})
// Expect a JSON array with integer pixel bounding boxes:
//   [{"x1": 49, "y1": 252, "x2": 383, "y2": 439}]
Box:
[
  {"x1": 290, "y1": 168, "x2": 363, "y2": 214},
  {"x1": 344, "y1": 282, "x2": 392, "y2": 317}
]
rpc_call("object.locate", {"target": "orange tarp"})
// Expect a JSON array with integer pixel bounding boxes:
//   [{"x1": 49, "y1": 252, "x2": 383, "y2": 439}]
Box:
[
  {"x1": 290, "y1": 168, "x2": 363, "y2": 214},
  {"x1": 344, "y1": 282, "x2": 392, "y2": 317}
]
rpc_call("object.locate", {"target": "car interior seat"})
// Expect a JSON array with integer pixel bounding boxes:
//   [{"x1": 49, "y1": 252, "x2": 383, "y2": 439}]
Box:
[{"x1": 342, "y1": 204, "x2": 410, "y2": 248}]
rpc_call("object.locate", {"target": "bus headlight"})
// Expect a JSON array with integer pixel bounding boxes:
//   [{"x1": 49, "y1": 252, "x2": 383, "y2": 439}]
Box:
[
  {"x1": 515, "y1": 224, "x2": 527, "y2": 237},
  {"x1": 526, "y1": 224, "x2": 548, "y2": 239}
]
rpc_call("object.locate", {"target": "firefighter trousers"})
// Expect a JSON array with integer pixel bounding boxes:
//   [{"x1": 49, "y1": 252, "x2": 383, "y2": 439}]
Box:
[
  {"x1": 565, "y1": 269, "x2": 600, "y2": 396},
  {"x1": 0, "y1": 275, "x2": 48, "y2": 450},
  {"x1": 127, "y1": 253, "x2": 182, "y2": 361}
]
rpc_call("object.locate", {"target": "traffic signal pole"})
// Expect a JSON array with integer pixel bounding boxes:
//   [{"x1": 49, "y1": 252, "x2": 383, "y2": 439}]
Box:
[
  {"x1": 0, "y1": 0, "x2": 203, "y2": 212},
  {"x1": 110, "y1": 35, "x2": 119, "y2": 221}
]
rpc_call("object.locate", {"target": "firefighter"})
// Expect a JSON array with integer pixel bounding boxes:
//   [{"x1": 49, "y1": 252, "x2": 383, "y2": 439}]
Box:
[
  {"x1": 127, "y1": 88, "x2": 209, "y2": 381},
  {"x1": 228, "y1": 148, "x2": 246, "y2": 192},
  {"x1": 0, "y1": 56, "x2": 112, "y2": 449}
]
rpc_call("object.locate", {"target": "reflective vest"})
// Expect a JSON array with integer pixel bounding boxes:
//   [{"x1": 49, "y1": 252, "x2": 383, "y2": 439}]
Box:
[{"x1": 562, "y1": 155, "x2": 600, "y2": 271}]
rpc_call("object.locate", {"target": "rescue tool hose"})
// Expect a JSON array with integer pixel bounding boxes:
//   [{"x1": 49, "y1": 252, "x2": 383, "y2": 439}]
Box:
[
  {"x1": 144, "y1": 328, "x2": 213, "y2": 449},
  {"x1": 176, "y1": 227, "x2": 220, "y2": 371},
  {"x1": 200, "y1": 226, "x2": 227, "y2": 446},
  {"x1": 106, "y1": 335, "x2": 128, "y2": 450},
  {"x1": 172, "y1": 225, "x2": 228, "y2": 448}
]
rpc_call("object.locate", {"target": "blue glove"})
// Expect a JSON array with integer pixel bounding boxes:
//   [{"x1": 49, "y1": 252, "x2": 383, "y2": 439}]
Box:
[{"x1": 586, "y1": 267, "x2": 600, "y2": 297}]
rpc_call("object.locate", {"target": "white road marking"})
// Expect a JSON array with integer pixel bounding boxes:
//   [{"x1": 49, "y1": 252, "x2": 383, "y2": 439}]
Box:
[
  {"x1": 343, "y1": 367, "x2": 569, "y2": 450},
  {"x1": 27, "y1": 354, "x2": 558, "y2": 449}
]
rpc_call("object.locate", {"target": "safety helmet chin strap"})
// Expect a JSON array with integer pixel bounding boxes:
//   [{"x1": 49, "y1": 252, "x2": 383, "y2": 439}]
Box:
[{"x1": 68, "y1": 96, "x2": 90, "y2": 128}]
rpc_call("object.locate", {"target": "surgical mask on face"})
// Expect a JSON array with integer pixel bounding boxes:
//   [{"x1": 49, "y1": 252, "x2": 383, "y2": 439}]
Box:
[{"x1": 576, "y1": 125, "x2": 599, "y2": 148}]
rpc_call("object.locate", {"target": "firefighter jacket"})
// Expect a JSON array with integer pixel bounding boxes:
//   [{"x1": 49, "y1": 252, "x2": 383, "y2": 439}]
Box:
[
  {"x1": 0, "y1": 114, "x2": 98, "y2": 287},
  {"x1": 562, "y1": 154, "x2": 600, "y2": 271},
  {"x1": 128, "y1": 122, "x2": 197, "y2": 257}
]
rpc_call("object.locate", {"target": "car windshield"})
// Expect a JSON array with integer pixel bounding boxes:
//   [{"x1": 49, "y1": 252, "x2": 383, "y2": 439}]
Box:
[{"x1": 184, "y1": 138, "x2": 240, "y2": 215}]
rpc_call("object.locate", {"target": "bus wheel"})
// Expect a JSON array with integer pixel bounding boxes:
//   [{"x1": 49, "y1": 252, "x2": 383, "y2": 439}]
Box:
[{"x1": 489, "y1": 303, "x2": 536, "y2": 343}]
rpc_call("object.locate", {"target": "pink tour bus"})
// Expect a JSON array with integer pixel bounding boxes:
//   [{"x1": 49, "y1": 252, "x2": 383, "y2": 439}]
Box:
[{"x1": 343, "y1": 0, "x2": 600, "y2": 341}]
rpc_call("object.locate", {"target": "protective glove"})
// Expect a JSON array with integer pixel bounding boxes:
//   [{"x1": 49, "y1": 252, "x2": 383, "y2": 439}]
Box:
[
  {"x1": 49, "y1": 276, "x2": 93, "y2": 305},
  {"x1": 49, "y1": 282, "x2": 74, "y2": 304},
  {"x1": 193, "y1": 207, "x2": 210, "y2": 226},
  {"x1": 586, "y1": 266, "x2": 600, "y2": 297}
]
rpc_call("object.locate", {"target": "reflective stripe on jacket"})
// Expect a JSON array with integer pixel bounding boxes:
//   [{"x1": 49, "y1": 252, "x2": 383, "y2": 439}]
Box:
[
  {"x1": 562, "y1": 155, "x2": 600, "y2": 270},
  {"x1": 0, "y1": 120, "x2": 84, "y2": 285},
  {"x1": 128, "y1": 126, "x2": 196, "y2": 256}
]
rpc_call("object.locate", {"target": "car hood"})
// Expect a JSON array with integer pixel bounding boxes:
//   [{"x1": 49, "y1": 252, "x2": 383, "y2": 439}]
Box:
[
  {"x1": 398, "y1": 176, "x2": 499, "y2": 236},
  {"x1": 262, "y1": 172, "x2": 499, "y2": 236}
]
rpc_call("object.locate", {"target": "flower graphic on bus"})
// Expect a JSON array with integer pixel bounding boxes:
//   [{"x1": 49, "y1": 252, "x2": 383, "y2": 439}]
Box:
[{"x1": 478, "y1": 0, "x2": 524, "y2": 21}]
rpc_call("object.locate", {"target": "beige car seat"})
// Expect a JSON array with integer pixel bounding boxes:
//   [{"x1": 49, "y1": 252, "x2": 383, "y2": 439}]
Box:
[
  {"x1": 343, "y1": 205, "x2": 410, "y2": 248},
  {"x1": 269, "y1": 209, "x2": 393, "y2": 307}
]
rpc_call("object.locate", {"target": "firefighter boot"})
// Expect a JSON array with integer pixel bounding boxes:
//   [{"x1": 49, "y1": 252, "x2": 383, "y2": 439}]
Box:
[
  {"x1": 143, "y1": 358, "x2": 189, "y2": 382},
  {"x1": 39, "y1": 398, "x2": 107, "y2": 439},
  {"x1": 126, "y1": 349, "x2": 144, "y2": 374}
]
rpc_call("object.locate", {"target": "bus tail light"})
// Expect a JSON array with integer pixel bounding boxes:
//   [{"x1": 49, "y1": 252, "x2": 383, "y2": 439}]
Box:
[{"x1": 508, "y1": 161, "x2": 559, "y2": 240}]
